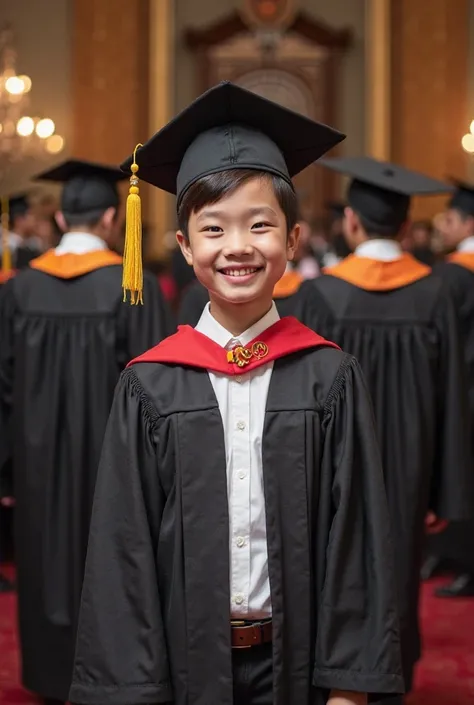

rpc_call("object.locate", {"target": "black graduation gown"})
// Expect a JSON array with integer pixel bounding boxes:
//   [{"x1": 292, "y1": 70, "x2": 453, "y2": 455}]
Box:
[
  {"x1": 0, "y1": 255, "x2": 173, "y2": 700},
  {"x1": 15, "y1": 241, "x2": 43, "y2": 269},
  {"x1": 428, "y1": 255, "x2": 474, "y2": 572},
  {"x1": 178, "y1": 276, "x2": 312, "y2": 327},
  {"x1": 70, "y1": 323, "x2": 403, "y2": 705},
  {"x1": 299, "y1": 256, "x2": 474, "y2": 689}
]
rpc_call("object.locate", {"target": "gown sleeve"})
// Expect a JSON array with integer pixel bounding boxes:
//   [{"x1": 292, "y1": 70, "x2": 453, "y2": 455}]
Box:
[
  {"x1": 430, "y1": 287, "x2": 474, "y2": 519},
  {"x1": 0, "y1": 281, "x2": 16, "y2": 498},
  {"x1": 117, "y1": 271, "x2": 175, "y2": 364},
  {"x1": 69, "y1": 369, "x2": 172, "y2": 705},
  {"x1": 314, "y1": 356, "x2": 404, "y2": 699}
]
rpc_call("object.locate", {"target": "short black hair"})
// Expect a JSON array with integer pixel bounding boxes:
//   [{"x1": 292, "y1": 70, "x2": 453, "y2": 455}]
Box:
[
  {"x1": 355, "y1": 210, "x2": 400, "y2": 239},
  {"x1": 177, "y1": 169, "x2": 298, "y2": 238},
  {"x1": 62, "y1": 208, "x2": 113, "y2": 229}
]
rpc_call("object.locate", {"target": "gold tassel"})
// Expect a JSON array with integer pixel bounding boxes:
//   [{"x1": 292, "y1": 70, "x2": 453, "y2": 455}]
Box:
[
  {"x1": 122, "y1": 143, "x2": 144, "y2": 304},
  {"x1": 1, "y1": 197, "x2": 12, "y2": 274}
]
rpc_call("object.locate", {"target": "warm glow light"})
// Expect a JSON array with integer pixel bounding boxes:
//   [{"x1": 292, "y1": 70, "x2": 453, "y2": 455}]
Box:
[
  {"x1": 35, "y1": 118, "x2": 55, "y2": 139},
  {"x1": 5, "y1": 75, "x2": 25, "y2": 95},
  {"x1": 18, "y1": 75, "x2": 32, "y2": 93},
  {"x1": 16, "y1": 116, "x2": 35, "y2": 136},
  {"x1": 470, "y1": 120, "x2": 474, "y2": 136},
  {"x1": 46, "y1": 134, "x2": 65, "y2": 154},
  {"x1": 461, "y1": 133, "x2": 474, "y2": 153}
]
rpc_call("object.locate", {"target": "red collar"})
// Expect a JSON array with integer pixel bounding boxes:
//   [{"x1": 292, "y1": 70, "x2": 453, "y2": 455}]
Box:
[{"x1": 129, "y1": 316, "x2": 339, "y2": 376}]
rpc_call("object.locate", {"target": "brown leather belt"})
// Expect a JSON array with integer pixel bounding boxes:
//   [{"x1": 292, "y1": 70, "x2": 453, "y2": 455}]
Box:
[{"x1": 231, "y1": 619, "x2": 273, "y2": 649}]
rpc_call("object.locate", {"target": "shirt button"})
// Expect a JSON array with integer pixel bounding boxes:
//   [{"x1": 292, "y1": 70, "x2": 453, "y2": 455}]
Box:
[
  {"x1": 237, "y1": 420, "x2": 246, "y2": 431},
  {"x1": 236, "y1": 536, "x2": 246, "y2": 548},
  {"x1": 238, "y1": 470, "x2": 246, "y2": 480},
  {"x1": 234, "y1": 594, "x2": 244, "y2": 605},
  {"x1": 235, "y1": 376, "x2": 243, "y2": 383}
]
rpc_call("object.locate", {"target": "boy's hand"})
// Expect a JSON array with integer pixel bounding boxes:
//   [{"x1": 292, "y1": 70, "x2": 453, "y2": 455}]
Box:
[
  {"x1": 425, "y1": 511, "x2": 449, "y2": 534},
  {"x1": 328, "y1": 690, "x2": 367, "y2": 705}
]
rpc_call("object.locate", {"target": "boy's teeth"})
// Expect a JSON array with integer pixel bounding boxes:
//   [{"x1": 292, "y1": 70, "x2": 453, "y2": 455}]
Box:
[{"x1": 224, "y1": 268, "x2": 258, "y2": 277}]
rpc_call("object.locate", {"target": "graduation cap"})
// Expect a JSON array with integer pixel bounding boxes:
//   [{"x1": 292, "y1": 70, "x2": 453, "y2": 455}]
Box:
[
  {"x1": 319, "y1": 156, "x2": 453, "y2": 236},
  {"x1": 448, "y1": 179, "x2": 474, "y2": 217},
  {"x1": 35, "y1": 158, "x2": 128, "y2": 220},
  {"x1": 0, "y1": 193, "x2": 32, "y2": 274},
  {"x1": 119, "y1": 80, "x2": 346, "y2": 303}
]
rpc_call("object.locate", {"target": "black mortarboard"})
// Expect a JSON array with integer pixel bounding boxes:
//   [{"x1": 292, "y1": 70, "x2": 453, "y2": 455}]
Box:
[
  {"x1": 121, "y1": 81, "x2": 345, "y2": 205},
  {"x1": 35, "y1": 158, "x2": 127, "y2": 217},
  {"x1": 119, "y1": 80, "x2": 345, "y2": 304},
  {"x1": 448, "y1": 179, "x2": 474, "y2": 217},
  {"x1": 319, "y1": 156, "x2": 453, "y2": 235}
]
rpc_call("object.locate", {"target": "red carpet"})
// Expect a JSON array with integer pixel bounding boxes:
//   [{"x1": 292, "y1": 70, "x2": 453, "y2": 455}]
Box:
[{"x1": 0, "y1": 570, "x2": 473, "y2": 704}]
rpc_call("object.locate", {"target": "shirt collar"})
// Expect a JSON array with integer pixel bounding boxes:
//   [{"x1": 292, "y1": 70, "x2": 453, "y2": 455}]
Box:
[
  {"x1": 55, "y1": 231, "x2": 108, "y2": 255},
  {"x1": 354, "y1": 238, "x2": 403, "y2": 262},
  {"x1": 457, "y1": 236, "x2": 474, "y2": 253},
  {"x1": 195, "y1": 301, "x2": 280, "y2": 349}
]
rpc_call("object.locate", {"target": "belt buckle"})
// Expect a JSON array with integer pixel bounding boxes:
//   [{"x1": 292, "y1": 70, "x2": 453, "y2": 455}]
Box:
[{"x1": 231, "y1": 620, "x2": 260, "y2": 650}]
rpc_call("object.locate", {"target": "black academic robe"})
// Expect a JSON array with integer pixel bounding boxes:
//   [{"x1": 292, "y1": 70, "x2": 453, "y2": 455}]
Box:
[
  {"x1": 70, "y1": 320, "x2": 403, "y2": 705},
  {"x1": 428, "y1": 254, "x2": 474, "y2": 573},
  {"x1": 0, "y1": 251, "x2": 173, "y2": 701},
  {"x1": 299, "y1": 254, "x2": 474, "y2": 690},
  {"x1": 15, "y1": 240, "x2": 43, "y2": 269},
  {"x1": 178, "y1": 273, "x2": 311, "y2": 327}
]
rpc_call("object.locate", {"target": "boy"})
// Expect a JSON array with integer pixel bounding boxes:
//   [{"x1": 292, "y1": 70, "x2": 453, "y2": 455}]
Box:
[
  {"x1": 300, "y1": 156, "x2": 474, "y2": 702},
  {"x1": 70, "y1": 83, "x2": 403, "y2": 705},
  {"x1": 0, "y1": 159, "x2": 172, "y2": 704},
  {"x1": 426, "y1": 180, "x2": 474, "y2": 598}
]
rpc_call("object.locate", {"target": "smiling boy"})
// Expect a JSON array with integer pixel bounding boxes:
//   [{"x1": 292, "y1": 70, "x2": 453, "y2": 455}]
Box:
[{"x1": 70, "y1": 83, "x2": 403, "y2": 705}]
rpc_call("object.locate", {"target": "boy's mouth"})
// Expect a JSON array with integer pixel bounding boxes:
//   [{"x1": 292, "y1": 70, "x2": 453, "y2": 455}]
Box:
[{"x1": 218, "y1": 266, "x2": 264, "y2": 278}]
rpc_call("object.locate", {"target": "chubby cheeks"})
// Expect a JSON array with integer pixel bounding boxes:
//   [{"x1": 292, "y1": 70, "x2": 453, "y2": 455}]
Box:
[{"x1": 176, "y1": 176, "x2": 299, "y2": 306}]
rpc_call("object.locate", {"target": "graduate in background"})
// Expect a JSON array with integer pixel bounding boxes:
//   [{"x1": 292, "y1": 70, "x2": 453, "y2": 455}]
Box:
[
  {"x1": 0, "y1": 194, "x2": 38, "y2": 284},
  {"x1": 0, "y1": 158, "x2": 173, "y2": 705},
  {"x1": 300, "y1": 157, "x2": 474, "y2": 704},
  {"x1": 424, "y1": 181, "x2": 474, "y2": 598},
  {"x1": 0, "y1": 194, "x2": 43, "y2": 271},
  {"x1": 321, "y1": 201, "x2": 352, "y2": 268},
  {"x1": 70, "y1": 83, "x2": 403, "y2": 705}
]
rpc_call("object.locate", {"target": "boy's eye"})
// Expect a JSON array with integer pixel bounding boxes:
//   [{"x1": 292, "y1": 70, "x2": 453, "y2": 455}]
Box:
[
  {"x1": 252, "y1": 222, "x2": 271, "y2": 229},
  {"x1": 203, "y1": 226, "x2": 223, "y2": 233}
]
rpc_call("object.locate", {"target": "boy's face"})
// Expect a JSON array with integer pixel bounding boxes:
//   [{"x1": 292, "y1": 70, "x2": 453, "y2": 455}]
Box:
[
  {"x1": 177, "y1": 176, "x2": 299, "y2": 308},
  {"x1": 440, "y1": 208, "x2": 474, "y2": 250}
]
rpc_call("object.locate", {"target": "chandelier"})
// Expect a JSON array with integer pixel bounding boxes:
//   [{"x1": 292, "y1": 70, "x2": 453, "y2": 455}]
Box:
[{"x1": 0, "y1": 24, "x2": 65, "y2": 171}]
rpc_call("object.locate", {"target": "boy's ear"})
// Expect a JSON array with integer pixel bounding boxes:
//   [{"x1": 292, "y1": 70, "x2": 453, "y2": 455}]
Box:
[
  {"x1": 55, "y1": 211, "x2": 67, "y2": 233},
  {"x1": 286, "y1": 223, "x2": 300, "y2": 261},
  {"x1": 176, "y1": 231, "x2": 193, "y2": 266}
]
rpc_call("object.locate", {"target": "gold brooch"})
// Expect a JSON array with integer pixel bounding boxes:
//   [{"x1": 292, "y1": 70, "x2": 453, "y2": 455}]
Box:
[{"x1": 226, "y1": 341, "x2": 269, "y2": 367}]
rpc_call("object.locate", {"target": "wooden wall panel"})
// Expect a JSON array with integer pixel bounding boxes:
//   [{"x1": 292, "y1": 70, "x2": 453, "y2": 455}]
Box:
[
  {"x1": 391, "y1": 0, "x2": 469, "y2": 219},
  {"x1": 71, "y1": 0, "x2": 149, "y2": 164}
]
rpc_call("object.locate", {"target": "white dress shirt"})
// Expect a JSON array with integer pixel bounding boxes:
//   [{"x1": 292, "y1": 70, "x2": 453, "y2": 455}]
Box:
[
  {"x1": 195, "y1": 302, "x2": 279, "y2": 618},
  {"x1": 354, "y1": 238, "x2": 403, "y2": 261},
  {"x1": 457, "y1": 236, "x2": 474, "y2": 253},
  {"x1": 55, "y1": 231, "x2": 108, "y2": 255}
]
